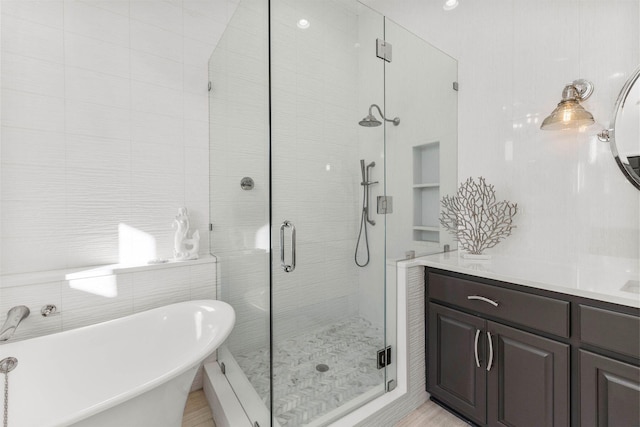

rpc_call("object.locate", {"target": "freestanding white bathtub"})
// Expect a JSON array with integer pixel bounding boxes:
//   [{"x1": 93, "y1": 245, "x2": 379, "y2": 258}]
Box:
[{"x1": 0, "y1": 300, "x2": 235, "y2": 427}]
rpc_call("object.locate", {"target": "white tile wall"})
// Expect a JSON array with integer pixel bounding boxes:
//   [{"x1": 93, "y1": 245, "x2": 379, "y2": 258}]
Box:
[
  {"x1": 363, "y1": 0, "x2": 640, "y2": 264},
  {"x1": 61, "y1": 273, "x2": 134, "y2": 330},
  {"x1": 64, "y1": 32, "x2": 130, "y2": 78},
  {"x1": 0, "y1": 258, "x2": 217, "y2": 342},
  {"x1": 64, "y1": 1, "x2": 130, "y2": 46},
  {"x1": 0, "y1": 0, "x2": 239, "y2": 275}
]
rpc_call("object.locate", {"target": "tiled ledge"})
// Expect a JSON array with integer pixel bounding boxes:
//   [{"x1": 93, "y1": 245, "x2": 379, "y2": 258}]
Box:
[{"x1": 0, "y1": 254, "x2": 217, "y2": 289}]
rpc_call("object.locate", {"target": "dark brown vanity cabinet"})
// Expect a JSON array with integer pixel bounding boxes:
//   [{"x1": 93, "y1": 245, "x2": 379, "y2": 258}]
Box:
[
  {"x1": 426, "y1": 268, "x2": 640, "y2": 427},
  {"x1": 580, "y1": 350, "x2": 640, "y2": 427},
  {"x1": 428, "y1": 302, "x2": 569, "y2": 427},
  {"x1": 428, "y1": 303, "x2": 487, "y2": 423},
  {"x1": 486, "y1": 321, "x2": 569, "y2": 427},
  {"x1": 578, "y1": 305, "x2": 640, "y2": 427}
]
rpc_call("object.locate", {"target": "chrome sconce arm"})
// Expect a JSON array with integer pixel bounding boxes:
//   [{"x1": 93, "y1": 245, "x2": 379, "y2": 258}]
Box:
[{"x1": 597, "y1": 128, "x2": 612, "y2": 142}]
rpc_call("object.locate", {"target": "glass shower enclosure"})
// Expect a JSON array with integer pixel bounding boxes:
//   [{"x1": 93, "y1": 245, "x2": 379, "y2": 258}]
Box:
[{"x1": 209, "y1": 0, "x2": 457, "y2": 426}]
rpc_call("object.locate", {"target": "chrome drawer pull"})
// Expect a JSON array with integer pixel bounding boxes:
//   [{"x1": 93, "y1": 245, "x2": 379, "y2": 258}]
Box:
[
  {"x1": 474, "y1": 329, "x2": 481, "y2": 368},
  {"x1": 486, "y1": 331, "x2": 494, "y2": 371},
  {"x1": 467, "y1": 295, "x2": 499, "y2": 307}
]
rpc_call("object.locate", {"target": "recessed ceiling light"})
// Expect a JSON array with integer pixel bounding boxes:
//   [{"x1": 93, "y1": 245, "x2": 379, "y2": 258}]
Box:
[
  {"x1": 443, "y1": 0, "x2": 459, "y2": 11},
  {"x1": 297, "y1": 19, "x2": 310, "y2": 29}
]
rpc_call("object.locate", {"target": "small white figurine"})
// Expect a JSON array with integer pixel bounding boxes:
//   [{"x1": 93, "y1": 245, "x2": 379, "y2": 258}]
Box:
[{"x1": 172, "y1": 207, "x2": 200, "y2": 261}]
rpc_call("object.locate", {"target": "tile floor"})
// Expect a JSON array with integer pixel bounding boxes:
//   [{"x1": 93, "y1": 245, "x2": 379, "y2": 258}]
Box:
[
  {"x1": 235, "y1": 316, "x2": 384, "y2": 426},
  {"x1": 181, "y1": 390, "x2": 470, "y2": 426},
  {"x1": 181, "y1": 317, "x2": 468, "y2": 426}
]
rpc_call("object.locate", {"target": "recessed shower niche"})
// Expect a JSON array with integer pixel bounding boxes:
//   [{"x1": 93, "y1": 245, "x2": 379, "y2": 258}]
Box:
[{"x1": 413, "y1": 141, "x2": 440, "y2": 243}]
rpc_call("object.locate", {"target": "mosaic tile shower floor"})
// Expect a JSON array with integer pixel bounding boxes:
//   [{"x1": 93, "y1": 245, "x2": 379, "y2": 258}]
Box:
[{"x1": 235, "y1": 316, "x2": 385, "y2": 426}]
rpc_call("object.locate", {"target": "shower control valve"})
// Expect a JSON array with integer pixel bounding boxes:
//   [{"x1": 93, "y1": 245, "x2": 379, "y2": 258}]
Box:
[
  {"x1": 41, "y1": 304, "x2": 57, "y2": 317},
  {"x1": 377, "y1": 196, "x2": 393, "y2": 214}
]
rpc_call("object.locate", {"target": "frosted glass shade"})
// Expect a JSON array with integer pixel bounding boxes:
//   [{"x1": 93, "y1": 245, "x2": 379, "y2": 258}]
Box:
[
  {"x1": 541, "y1": 81, "x2": 596, "y2": 131},
  {"x1": 540, "y1": 99, "x2": 595, "y2": 130}
]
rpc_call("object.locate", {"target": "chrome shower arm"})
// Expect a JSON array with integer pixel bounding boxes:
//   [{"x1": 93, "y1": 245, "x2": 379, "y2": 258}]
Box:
[
  {"x1": 368, "y1": 104, "x2": 401, "y2": 126},
  {"x1": 368, "y1": 104, "x2": 385, "y2": 120}
]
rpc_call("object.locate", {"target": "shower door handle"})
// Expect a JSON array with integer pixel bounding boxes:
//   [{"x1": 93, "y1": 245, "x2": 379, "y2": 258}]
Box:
[{"x1": 280, "y1": 220, "x2": 296, "y2": 273}]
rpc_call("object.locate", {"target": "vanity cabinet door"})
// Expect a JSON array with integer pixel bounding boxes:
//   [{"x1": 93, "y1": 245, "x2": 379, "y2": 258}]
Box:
[
  {"x1": 428, "y1": 303, "x2": 487, "y2": 425},
  {"x1": 486, "y1": 321, "x2": 570, "y2": 427},
  {"x1": 580, "y1": 350, "x2": 640, "y2": 427}
]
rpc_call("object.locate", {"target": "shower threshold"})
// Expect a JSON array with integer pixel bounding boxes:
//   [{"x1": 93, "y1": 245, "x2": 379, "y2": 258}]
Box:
[{"x1": 205, "y1": 357, "x2": 384, "y2": 427}]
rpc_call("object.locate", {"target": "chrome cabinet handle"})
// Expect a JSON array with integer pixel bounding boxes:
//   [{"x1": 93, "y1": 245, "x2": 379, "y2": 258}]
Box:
[
  {"x1": 486, "y1": 331, "x2": 494, "y2": 371},
  {"x1": 467, "y1": 295, "x2": 499, "y2": 307},
  {"x1": 280, "y1": 220, "x2": 296, "y2": 273},
  {"x1": 474, "y1": 329, "x2": 481, "y2": 368}
]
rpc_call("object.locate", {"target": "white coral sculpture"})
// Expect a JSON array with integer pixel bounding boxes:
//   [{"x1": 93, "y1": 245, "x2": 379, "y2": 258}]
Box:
[{"x1": 439, "y1": 177, "x2": 518, "y2": 255}]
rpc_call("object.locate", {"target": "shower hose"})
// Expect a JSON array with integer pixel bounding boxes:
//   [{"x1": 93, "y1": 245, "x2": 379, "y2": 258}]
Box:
[{"x1": 355, "y1": 186, "x2": 370, "y2": 267}]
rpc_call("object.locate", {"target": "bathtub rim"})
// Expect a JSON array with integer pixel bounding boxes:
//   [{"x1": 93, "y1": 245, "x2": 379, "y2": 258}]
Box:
[{"x1": 1, "y1": 299, "x2": 235, "y2": 427}]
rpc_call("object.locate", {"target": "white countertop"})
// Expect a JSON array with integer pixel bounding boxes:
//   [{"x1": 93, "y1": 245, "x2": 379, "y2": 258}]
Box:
[{"x1": 398, "y1": 251, "x2": 640, "y2": 309}]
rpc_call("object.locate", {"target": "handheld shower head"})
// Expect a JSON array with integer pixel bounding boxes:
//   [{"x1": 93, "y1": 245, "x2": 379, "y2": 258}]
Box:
[
  {"x1": 360, "y1": 159, "x2": 366, "y2": 182},
  {"x1": 359, "y1": 104, "x2": 400, "y2": 127}
]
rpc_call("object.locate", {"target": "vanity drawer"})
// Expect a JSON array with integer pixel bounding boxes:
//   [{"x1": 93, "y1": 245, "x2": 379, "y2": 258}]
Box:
[
  {"x1": 428, "y1": 272, "x2": 570, "y2": 338},
  {"x1": 580, "y1": 305, "x2": 640, "y2": 359}
]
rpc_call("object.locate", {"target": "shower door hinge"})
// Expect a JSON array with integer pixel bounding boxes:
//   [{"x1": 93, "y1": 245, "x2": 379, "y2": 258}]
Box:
[
  {"x1": 377, "y1": 346, "x2": 392, "y2": 369},
  {"x1": 387, "y1": 379, "x2": 397, "y2": 392},
  {"x1": 453, "y1": 81, "x2": 459, "y2": 91},
  {"x1": 377, "y1": 196, "x2": 393, "y2": 214},
  {"x1": 220, "y1": 362, "x2": 226, "y2": 375},
  {"x1": 209, "y1": 223, "x2": 213, "y2": 231},
  {"x1": 376, "y1": 39, "x2": 392, "y2": 62}
]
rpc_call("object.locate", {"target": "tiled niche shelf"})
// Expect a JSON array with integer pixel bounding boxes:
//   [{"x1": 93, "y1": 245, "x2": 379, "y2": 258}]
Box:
[{"x1": 412, "y1": 141, "x2": 440, "y2": 243}]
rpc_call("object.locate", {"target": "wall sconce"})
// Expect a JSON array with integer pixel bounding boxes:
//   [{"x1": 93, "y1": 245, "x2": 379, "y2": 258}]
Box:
[{"x1": 540, "y1": 79, "x2": 595, "y2": 130}]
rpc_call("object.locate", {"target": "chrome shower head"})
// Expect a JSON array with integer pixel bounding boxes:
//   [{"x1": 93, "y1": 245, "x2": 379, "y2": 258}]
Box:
[
  {"x1": 359, "y1": 114, "x2": 382, "y2": 127},
  {"x1": 359, "y1": 104, "x2": 400, "y2": 127}
]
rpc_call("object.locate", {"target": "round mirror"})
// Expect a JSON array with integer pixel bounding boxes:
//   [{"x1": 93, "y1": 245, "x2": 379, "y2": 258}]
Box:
[{"x1": 599, "y1": 66, "x2": 640, "y2": 190}]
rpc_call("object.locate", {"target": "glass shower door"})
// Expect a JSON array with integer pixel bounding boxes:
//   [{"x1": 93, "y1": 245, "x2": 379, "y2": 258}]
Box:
[
  {"x1": 270, "y1": 1, "x2": 388, "y2": 425},
  {"x1": 208, "y1": 0, "x2": 271, "y2": 426},
  {"x1": 209, "y1": 1, "x2": 456, "y2": 425}
]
